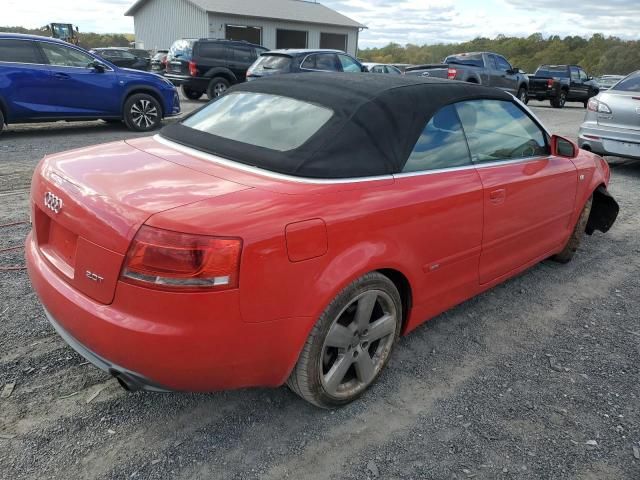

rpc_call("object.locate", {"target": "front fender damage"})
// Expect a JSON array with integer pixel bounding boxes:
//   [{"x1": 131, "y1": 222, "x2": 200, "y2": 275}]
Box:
[{"x1": 586, "y1": 186, "x2": 619, "y2": 235}]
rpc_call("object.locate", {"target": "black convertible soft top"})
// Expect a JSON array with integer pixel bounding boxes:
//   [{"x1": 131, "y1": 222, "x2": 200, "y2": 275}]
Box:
[{"x1": 161, "y1": 73, "x2": 514, "y2": 179}]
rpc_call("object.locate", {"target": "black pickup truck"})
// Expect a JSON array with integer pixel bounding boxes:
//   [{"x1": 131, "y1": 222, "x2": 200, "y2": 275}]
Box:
[
  {"x1": 528, "y1": 65, "x2": 599, "y2": 108},
  {"x1": 404, "y1": 52, "x2": 529, "y2": 103}
]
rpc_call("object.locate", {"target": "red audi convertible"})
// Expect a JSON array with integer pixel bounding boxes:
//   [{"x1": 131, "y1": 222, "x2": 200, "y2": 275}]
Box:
[{"x1": 27, "y1": 74, "x2": 618, "y2": 408}]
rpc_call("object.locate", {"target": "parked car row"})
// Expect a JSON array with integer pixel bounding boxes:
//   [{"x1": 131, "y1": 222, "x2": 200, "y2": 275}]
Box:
[{"x1": 0, "y1": 33, "x2": 180, "y2": 133}]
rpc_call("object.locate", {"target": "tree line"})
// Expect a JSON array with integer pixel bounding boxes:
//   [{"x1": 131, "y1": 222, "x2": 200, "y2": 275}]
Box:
[
  {"x1": 0, "y1": 26, "x2": 133, "y2": 49},
  {"x1": 358, "y1": 34, "x2": 640, "y2": 76}
]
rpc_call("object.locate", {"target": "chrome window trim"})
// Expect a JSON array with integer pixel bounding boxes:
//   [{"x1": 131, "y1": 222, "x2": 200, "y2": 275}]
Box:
[
  {"x1": 153, "y1": 135, "x2": 394, "y2": 185},
  {"x1": 394, "y1": 154, "x2": 551, "y2": 179}
]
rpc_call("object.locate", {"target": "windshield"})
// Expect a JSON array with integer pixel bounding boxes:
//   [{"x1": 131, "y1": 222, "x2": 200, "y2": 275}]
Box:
[
  {"x1": 250, "y1": 55, "x2": 292, "y2": 74},
  {"x1": 182, "y1": 92, "x2": 333, "y2": 152},
  {"x1": 612, "y1": 72, "x2": 640, "y2": 92},
  {"x1": 169, "y1": 39, "x2": 195, "y2": 60},
  {"x1": 535, "y1": 66, "x2": 569, "y2": 78},
  {"x1": 444, "y1": 54, "x2": 483, "y2": 67}
]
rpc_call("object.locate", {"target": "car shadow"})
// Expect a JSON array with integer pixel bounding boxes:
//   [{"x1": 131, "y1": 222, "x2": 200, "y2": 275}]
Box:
[{"x1": 1, "y1": 120, "x2": 174, "y2": 140}]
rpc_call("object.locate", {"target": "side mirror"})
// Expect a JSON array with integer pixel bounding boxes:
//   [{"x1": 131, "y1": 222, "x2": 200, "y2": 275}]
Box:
[
  {"x1": 90, "y1": 60, "x2": 106, "y2": 73},
  {"x1": 551, "y1": 135, "x2": 577, "y2": 158},
  {"x1": 361, "y1": 65, "x2": 368, "y2": 72}
]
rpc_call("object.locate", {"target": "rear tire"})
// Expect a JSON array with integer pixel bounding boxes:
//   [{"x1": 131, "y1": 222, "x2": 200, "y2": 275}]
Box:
[
  {"x1": 583, "y1": 100, "x2": 589, "y2": 109},
  {"x1": 123, "y1": 93, "x2": 162, "y2": 132},
  {"x1": 182, "y1": 86, "x2": 203, "y2": 100},
  {"x1": 287, "y1": 272, "x2": 402, "y2": 408},
  {"x1": 552, "y1": 196, "x2": 593, "y2": 263},
  {"x1": 551, "y1": 90, "x2": 567, "y2": 109},
  {"x1": 207, "y1": 77, "x2": 230, "y2": 100}
]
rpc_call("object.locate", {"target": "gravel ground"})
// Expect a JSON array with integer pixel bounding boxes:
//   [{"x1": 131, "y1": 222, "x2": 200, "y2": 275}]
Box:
[{"x1": 0, "y1": 97, "x2": 639, "y2": 480}]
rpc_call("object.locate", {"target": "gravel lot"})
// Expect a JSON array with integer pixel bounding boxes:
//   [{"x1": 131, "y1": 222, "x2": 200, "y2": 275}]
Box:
[{"x1": 1, "y1": 97, "x2": 639, "y2": 480}]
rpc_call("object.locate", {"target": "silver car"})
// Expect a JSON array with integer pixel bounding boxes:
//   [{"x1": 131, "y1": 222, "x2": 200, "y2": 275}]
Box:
[
  {"x1": 578, "y1": 71, "x2": 640, "y2": 160},
  {"x1": 363, "y1": 63, "x2": 403, "y2": 74},
  {"x1": 596, "y1": 75, "x2": 625, "y2": 91}
]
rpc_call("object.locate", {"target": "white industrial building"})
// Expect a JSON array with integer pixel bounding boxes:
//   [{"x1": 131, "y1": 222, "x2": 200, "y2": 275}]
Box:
[{"x1": 125, "y1": 0, "x2": 366, "y2": 56}]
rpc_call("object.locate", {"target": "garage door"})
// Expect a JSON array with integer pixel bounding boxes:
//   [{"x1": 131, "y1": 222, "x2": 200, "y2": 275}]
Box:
[
  {"x1": 276, "y1": 29, "x2": 308, "y2": 49},
  {"x1": 320, "y1": 33, "x2": 347, "y2": 52},
  {"x1": 225, "y1": 25, "x2": 262, "y2": 45}
]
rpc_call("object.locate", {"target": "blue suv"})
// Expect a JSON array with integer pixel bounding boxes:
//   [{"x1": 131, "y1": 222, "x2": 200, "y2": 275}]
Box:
[{"x1": 0, "y1": 34, "x2": 180, "y2": 134}]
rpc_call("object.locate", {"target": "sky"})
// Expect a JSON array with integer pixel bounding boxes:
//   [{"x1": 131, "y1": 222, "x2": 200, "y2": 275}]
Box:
[{"x1": 3, "y1": 0, "x2": 640, "y2": 47}]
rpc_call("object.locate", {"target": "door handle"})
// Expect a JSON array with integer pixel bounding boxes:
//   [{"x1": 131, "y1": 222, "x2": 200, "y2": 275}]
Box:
[
  {"x1": 489, "y1": 188, "x2": 506, "y2": 204},
  {"x1": 53, "y1": 72, "x2": 71, "y2": 80}
]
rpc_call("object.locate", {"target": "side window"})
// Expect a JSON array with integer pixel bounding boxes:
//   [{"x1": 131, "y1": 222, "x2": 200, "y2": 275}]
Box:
[
  {"x1": 454, "y1": 100, "x2": 549, "y2": 163},
  {"x1": 338, "y1": 54, "x2": 362, "y2": 73},
  {"x1": 232, "y1": 46, "x2": 254, "y2": 63},
  {"x1": 387, "y1": 65, "x2": 402, "y2": 74},
  {"x1": 198, "y1": 43, "x2": 225, "y2": 59},
  {"x1": 0, "y1": 40, "x2": 42, "y2": 64},
  {"x1": 487, "y1": 55, "x2": 499, "y2": 70},
  {"x1": 579, "y1": 69, "x2": 588, "y2": 81},
  {"x1": 402, "y1": 104, "x2": 471, "y2": 173},
  {"x1": 570, "y1": 67, "x2": 580, "y2": 81},
  {"x1": 302, "y1": 54, "x2": 339, "y2": 71},
  {"x1": 120, "y1": 51, "x2": 137, "y2": 60},
  {"x1": 495, "y1": 56, "x2": 512, "y2": 71},
  {"x1": 40, "y1": 43, "x2": 94, "y2": 68},
  {"x1": 371, "y1": 65, "x2": 385, "y2": 73}
]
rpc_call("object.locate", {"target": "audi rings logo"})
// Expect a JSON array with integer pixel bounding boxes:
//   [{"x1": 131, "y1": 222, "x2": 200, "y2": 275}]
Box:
[{"x1": 44, "y1": 192, "x2": 63, "y2": 214}]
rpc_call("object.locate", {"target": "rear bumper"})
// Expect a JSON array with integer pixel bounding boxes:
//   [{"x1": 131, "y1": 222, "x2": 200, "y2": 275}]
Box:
[
  {"x1": 578, "y1": 121, "x2": 640, "y2": 159},
  {"x1": 44, "y1": 306, "x2": 170, "y2": 392},
  {"x1": 165, "y1": 74, "x2": 208, "y2": 91},
  {"x1": 26, "y1": 232, "x2": 312, "y2": 392}
]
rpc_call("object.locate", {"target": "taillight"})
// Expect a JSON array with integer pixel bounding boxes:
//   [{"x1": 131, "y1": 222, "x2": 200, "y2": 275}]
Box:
[
  {"x1": 588, "y1": 98, "x2": 611, "y2": 114},
  {"x1": 121, "y1": 225, "x2": 242, "y2": 292},
  {"x1": 547, "y1": 79, "x2": 554, "y2": 88},
  {"x1": 188, "y1": 61, "x2": 198, "y2": 76},
  {"x1": 447, "y1": 68, "x2": 457, "y2": 80}
]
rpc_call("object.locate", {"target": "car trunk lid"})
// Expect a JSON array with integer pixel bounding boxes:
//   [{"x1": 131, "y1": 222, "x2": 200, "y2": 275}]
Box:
[
  {"x1": 32, "y1": 141, "x2": 250, "y2": 304},
  {"x1": 597, "y1": 91, "x2": 640, "y2": 132}
]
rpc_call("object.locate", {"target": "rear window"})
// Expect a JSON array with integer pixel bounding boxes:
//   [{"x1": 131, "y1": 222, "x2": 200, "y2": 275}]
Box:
[
  {"x1": 169, "y1": 39, "x2": 195, "y2": 60},
  {"x1": 612, "y1": 72, "x2": 640, "y2": 92},
  {"x1": 251, "y1": 54, "x2": 292, "y2": 73},
  {"x1": 182, "y1": 92, "x2": 333, "y2": 152},
  {"x1": 535, "y1": 66, "x2": 569, "y2": 78},
  {"x1": 444, "y1": 54, "x2": 483, "y2": 67}
]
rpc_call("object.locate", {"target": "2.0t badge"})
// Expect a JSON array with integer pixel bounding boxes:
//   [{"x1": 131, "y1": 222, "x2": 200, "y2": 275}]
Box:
[{"x1": 44, "y1": 192, "x2": 63, "y2": 214}]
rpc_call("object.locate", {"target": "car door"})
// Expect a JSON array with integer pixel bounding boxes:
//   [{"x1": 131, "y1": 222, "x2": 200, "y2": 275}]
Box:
[
  {"x1": 485, "y1": 54, "x2": 503, "y2": 88},
  {"x1": 393, "y1": 104, "x2": 484, "y2": 316},
  {"x1": 229, "y1": 45, "x2": 257, "y2": 82},
  {"x1": 118, "y1": 50, "x2": 140, "y2": 69},
  {"x1": 494, "y1": 55, "x2": 518, "y2": 94},
  {"x1": 454, "y1": 99, "x2": 578, "y2": 284},
  {"x1": 300, "y1": 53, "x2": 341, "y2": 72},
  {"x1": 37, "y1": 41, "x2": 121, "y2": 117},
  {"x1": 0, "y1": 38, "x2": 52, "y2": 122},
  {"x1": 578, "y1": 68, "x2": 592, "y2": 99},
  {"x1": 569, "y1": 66, "x2": 585, "y2": 100}
]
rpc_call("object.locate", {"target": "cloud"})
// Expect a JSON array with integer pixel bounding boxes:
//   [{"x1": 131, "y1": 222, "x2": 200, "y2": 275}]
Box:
[
  {"x1": 2, "y1": 0, "x2": 639, "y2": 46},
  {"x1": 322, "y1": 0, "x2": 640, "y2": 46}
]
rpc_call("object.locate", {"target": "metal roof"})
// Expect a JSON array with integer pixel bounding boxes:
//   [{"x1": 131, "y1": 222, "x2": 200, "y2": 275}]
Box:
[{"x1": 125, "y1": 0, "x2": 366, "y2": 29}]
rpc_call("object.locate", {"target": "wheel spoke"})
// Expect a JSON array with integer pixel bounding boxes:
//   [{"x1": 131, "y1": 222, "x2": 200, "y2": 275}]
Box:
[
  {"x1": 131, "y1": 105, "x2": 142, "y2": 115},
  {"x1": 324, "y1": 354, "x2": 353, "y2": 394},
  {"x1": 325, "y1": 323, "x2": 352, "y2": 349},
  {"x1": 354, "y1": 351, "x2": 375, "y2": 384},
  {"x1": 367, "y1": 314, "x2": 395, "y2": 342},
  {"x1": 354, "y1": 292, "x2": 377, "y2": 331}
]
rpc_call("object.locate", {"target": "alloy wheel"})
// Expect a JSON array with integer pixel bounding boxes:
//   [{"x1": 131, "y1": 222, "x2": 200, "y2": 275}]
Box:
[
  {"x1": 320, "y1": 290, "x2": 398, "y2": 399},
  {"x1": 130, "y1": 99, "x2": 158, "y2": 129},
  {"x1": 213, "y1": 82, "x2": 227, "y2": 97}
]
